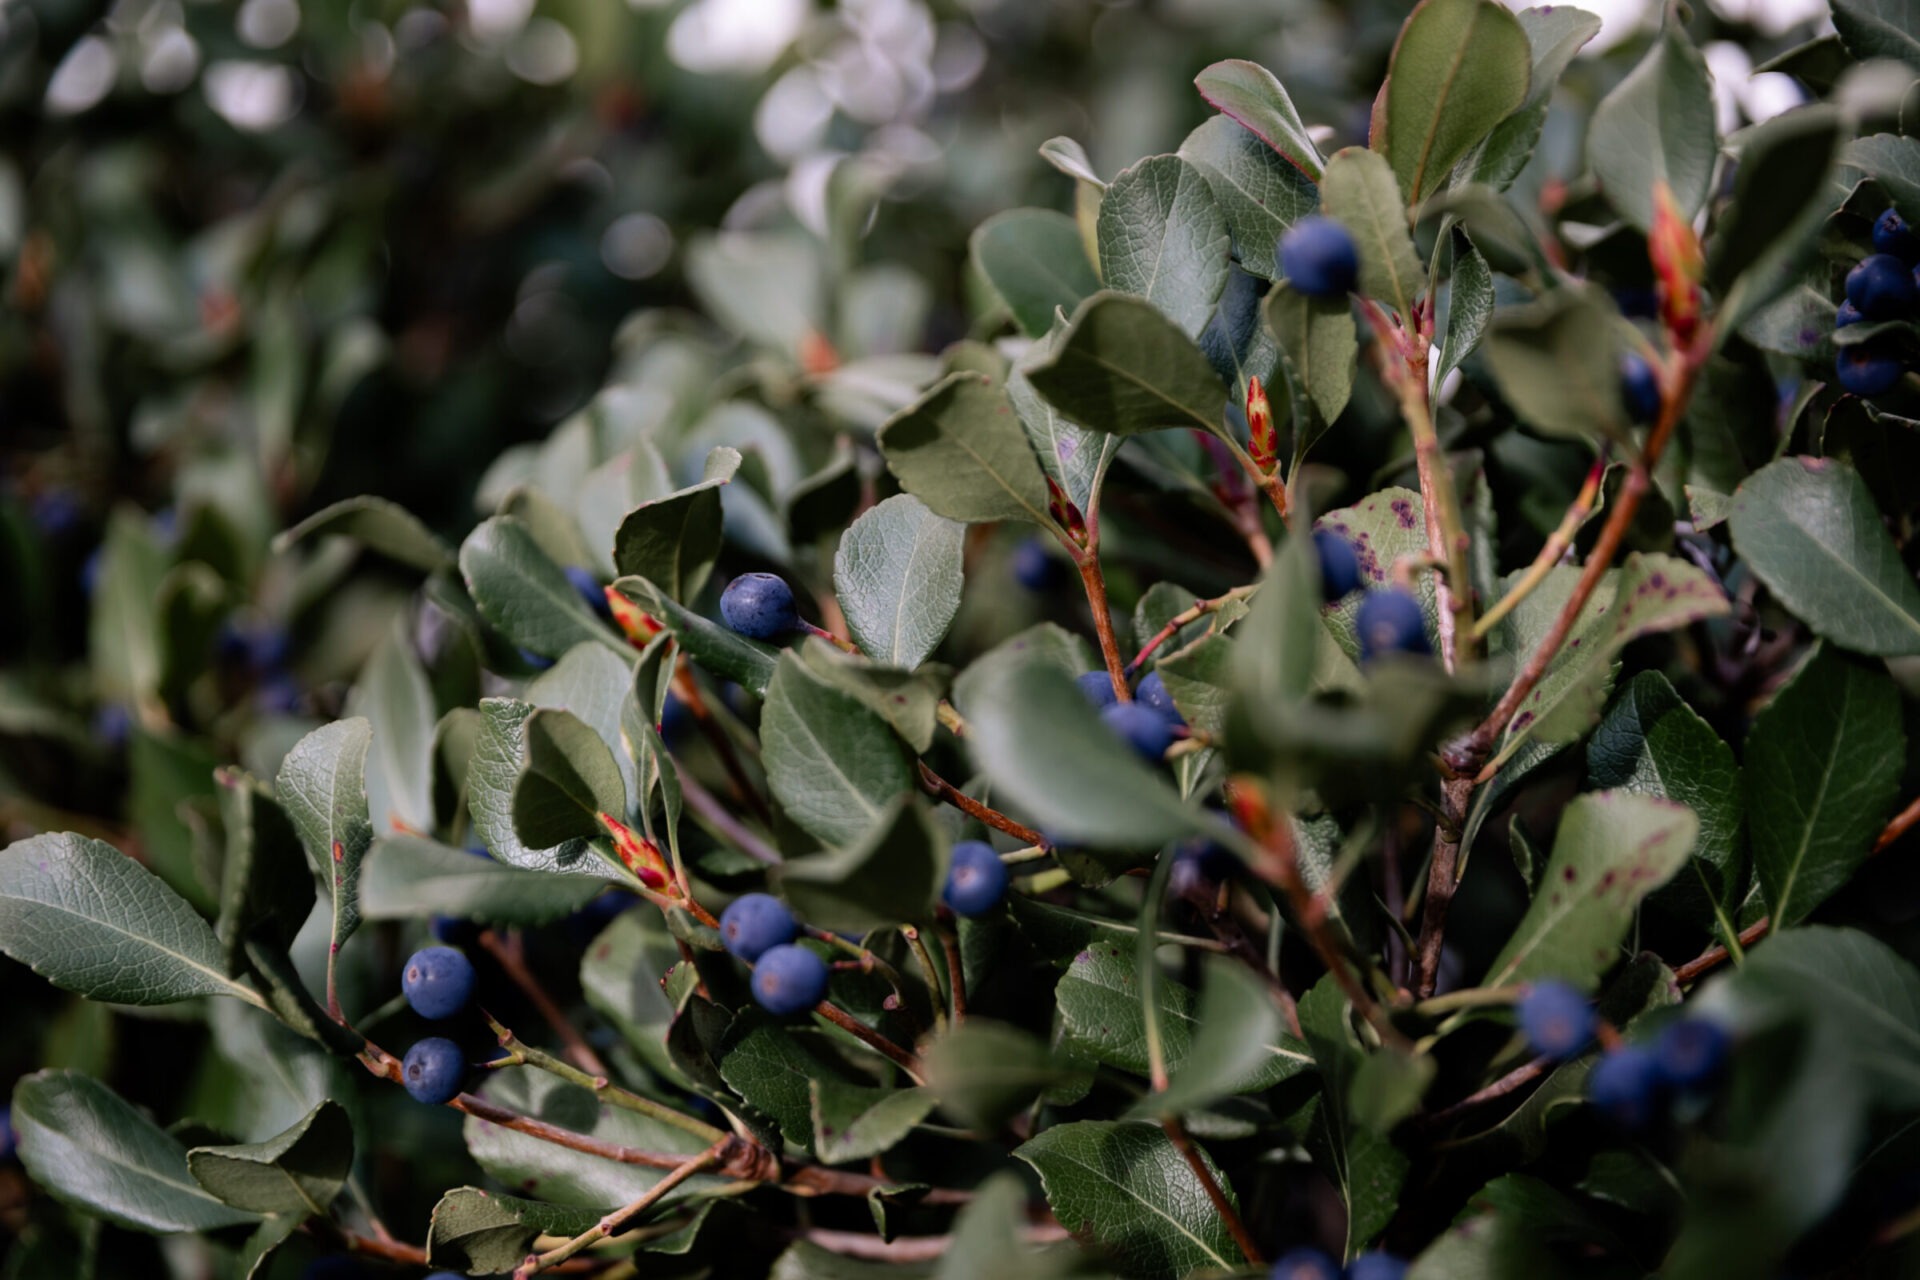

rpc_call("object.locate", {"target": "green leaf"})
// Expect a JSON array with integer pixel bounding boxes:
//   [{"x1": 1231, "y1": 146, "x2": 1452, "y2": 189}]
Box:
[
  {"x1": 810, "y1": 1081, "x2": 936, "y2": 1164},
  {"x1": 1061, "y1": 935, "x2": 1310, "y2": 1091},
  {"x1": 1022, "y1": 291, "x2": 1229, "y2": 439},
  {"x1": 186, "y1": 1100, "x2": 353, "y2": 1216},
  {"x1": 1017, "y1": 1121, "x2": 1243, "y2": 1274},
  {"x1": 1736, "y1": 925, "x2": 1920, "y2": 1108},
  {"x1": 612, "y1": 446, "x2": 740, "y2": 602},
  {"x1": 1096, "y1": 154, "x2": 1231, "y2": 338},
  {"x1": 1845, "y1": 134, "x2": 1920, "y2": 228},
  {"x1": 427, "y1": 1187, "x2": 602, "y2": 1276},
  {"x1": 581, "y1": 909, "x2": 691, "y2": 1085},
  {"x1": 936, "y1": 1171, "x2": 1082, "y2": 1280},
  {"x1": 1318, "y1": 147, "x2": 1425, "y2": 317},
  {"x1": 971, "y1": 210, "x2": 1103, "y2": 338},
  {"x1": 1587, "y1": 672, "x2": 1747, "y2": 932},
  {"x1": 359, "y1": 835, "x2": 605, "y2": 924},
  {"x1": 527, "y1": 640, "x2": 642, "y2": 803},
  {"x1": 12, "y1": 1070, "x2": 260, "y2": 1233},
  {"x1": 512, "y1": 707, "x2": 628, "y2": 849},
  {"x1": 1729, "y1": 456, "x2": 1920, "y2": 656},
  {"x1": 460, "y1": 517, "x2": 622, "y2": 660},
  {"x1": 1350, "y1": 1047, "x2": 1437, "y2": 1136},
  {"x1": 775, "y1": 1241, "x2": 935, "y2": 1280},
  {"x1": 924, "y1": 1019, "x2": 1079, "y2": 1132},
  {"x1": 1295, "y1": 979, "x2": 1410, "y2": 1256},
  {"x1": 464, "y1": 1067, "x2": 718, "y2": 1211},
  {"x1": 760, "y1": 652, "x2": 913, "y2": 849},
  {"x1": 1451, "y1": 6, "x2": 1602, "y2": 192},
  {"x1": 0, "y1": 832, "x2": 261, "y2": 1007},
  {"x1": 1039, "y1": 137, "x2": 1104, "y2": 186},
  {"x1": 1265, "y1": 284, "x2": 1357, "y2": 425},
  {"x1": 89, "y1": 507, "x2": 166, "y2": 714},
  {"x1": 1587, "y1": 23, "x2": 1717, "y2": 233},
  {"x1": 1129, "y1": 958, "x2": 1294, "y2": 1118},
  {"x1": 1194, "y1": 59, "x2": 1325, "y2": 180},
  {"x1": 1831, "y1": 0, "x2": 1920, "y2": 67},
  {"x1": 777, "y1": 795, "x2": 947, "y2": 933},
  {"x1": 962, "y1": 656, "x2": 1206, "y2": 853},
  {"x1": 797, "y1": 641, "x2": 949, "y2": 754},
  {"x1": 878, "y1": 372, "x2": 1056, "y2": 527},
  {"x1": 1315, "y1": 490, "x2": 1440, "y2": 663},
  {"x1": 1433, "y1": 229, "x2": 1493, "y2": 391},
  {"x1": 276, "y1": 717, "x2": 375, "y2": 953},
  {"x1": 1377, "y1": 0, "x2": 1532, "y2": 204},
  {"x1": 273, "y1": 495, "x2": 455, "y2": 572},
  {"x1": 1488, "y1": 554, "x2": 1728, "y2": 762},
  {"x1": 237, "y1": 1217, "x2": 300, "y2": 1279},
  {"x1": 356, "y1": 620, "x2": 437, "y2": 837},
  {"x1": 717, "y1": 1012, "x2": 861, "y2": 1152},
  {"x1": 1708, "y1": 107, "x2": 1843, "y2": 309},
  {"x1": 1007, "y1": 363, "x2": 1122, "y2": 519},
  {"x1": 469, "y1": 698, "x2": 602, "y2": 876},
  {"x1": 214, "y1": 768, "x2": 313, "y2": 972},
  {"x1": 1483, "y1": 790, "x2": 1697, "y2": 989},
  {"x1": 613, "y1": 576, "x2": 779, "y2": 698},
  {"x1": 1178, "y1": 117, "x2": 1320, "y2": 284},
  {"x1": 1482, "y1": 285, "x2": 1627, "y2": 442},
  {"x1": 833, "y1": 494, "x2": 965, "y2": 669},
  {"x1": 1745, "y1": 644, "x2": 1904, "y2": 928}
]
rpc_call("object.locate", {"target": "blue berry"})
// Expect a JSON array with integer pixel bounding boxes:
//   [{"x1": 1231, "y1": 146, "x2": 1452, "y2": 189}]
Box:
[
  {"x1": 720, "y1": 893, "x2": 799, "y2": 962},
  {"x1": 517, "y1": 648, "x2": 556, "y2": 671},
  {"x1": 1011, "y1": 537, "x2": 1066, "y2": 592},
  {"x1": 1135, "y1": 672, "x2": 1185, "y2": 727},
  {"x1": 1346, "y1": 1252, "x2": 1409, "y2": 1280},
  {"x1": 403, "y1": 946, "x2": 476, "y2": 1020},
  {"x1": 0, "y1": 1105, "x2": 14, "y2": 1162},
  {"x1": 751, "y1": 943, "x2": 830, "y2": 1015},
  {"x1": 720, "y1": 573, "x2": 801, "y2": 640},
  {"x1": 1845, "y1": 253, "x2": 1917, "y2": 320},
  {"x1": 247, "y1": 624, "x2": 291, "y2": 672},
  {"x1": 402, "y1": 1037, "x2": 467, "y2": 1104},
  {"x1": 1268, "y1": 1247, "x2": 1340, "y2": 1280},
  {"x1": 1313, "y1": 528, "x2": 1363, "y2": 601},
  {"x1": 565, "y1": 566, "x2": 610, "y2": 617},
  {"x1": 1586, "y1": 1044, "x2": 1663, "y2": 1129},
  {"x1": 943, "y1": 841, "x2": 1009, "y2": 917},
  {"x1": 1621, "y1": 353, "x2": 1661, "y2": 424},
  {"x1": 1653, "y1": 1017, "x2": 1730, "y2": 1090},
  {"x1": 1356, "y1": 588, "x2": 1429, "y2": 662},
  {"x1": 1873, "y1": 207, "x2": 1919, "y2": 263},
  {"x1": 254, "y1": 673, "x2": 304, "y2": 715},
  {"x1": 1836, "y1": 342, "x2": 1905, "y2": 397},
  {"x1": 92, "y1": 703, "x2": 132, "y2": 751},
  {"x1": 1102, "y1": 701, "x2": 1177, "y2": 763},
  {"x1": 1277, "y1": 216, "x2": 1359, "y2": 298},
  {"x1": 658, "y1": 693, "x2": 693, "y2": 747},
  {"x1": 1077, "y1": 670, "x2": 1119, "y2": 709},
  {"x1": 1612, "y1": 285, "x2": 1658, "y2": 319},
  {"x1": 1836, "y1": 299, "x2": 1864, "y2": 328},
  {"x1": 30, "y1": 489, "x2": 84, "y2": 537},
  {"x1": 1516, "y1": 980, "x2": 1597, "y2": 1061},
  {"x1": 150, "y1": 506, "x2": 179, "y2": 547}
]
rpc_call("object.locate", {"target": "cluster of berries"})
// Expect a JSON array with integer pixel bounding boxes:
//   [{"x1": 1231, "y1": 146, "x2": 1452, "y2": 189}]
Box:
[
  {"x1": 1516, "y1": 980, "x2": 1733, "y2": 1130},
  {"x1": 1077, "y1": 667, "x2": 1189, "y2": 763},
  {"x1": 397, "y1": 945, "x2": 478, "y2": 1105},
  {"x1": 1834, "y1": 208, "x2": 1919, "y2": 398},
  {"x1": 1269, "y1": 1245, "x2": 1409, "y2": 1280},
  {"x1": 1312, "y1": 527, "x2": 1429, "y2": 663}
]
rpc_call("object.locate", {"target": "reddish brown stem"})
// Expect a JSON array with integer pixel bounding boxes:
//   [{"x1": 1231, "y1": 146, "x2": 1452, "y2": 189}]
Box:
[
  {"x1": 916, "y1": 761, "x2": 1044, "y2": 846},
  {"x1": 1163, "y1": 1117, "x2": 1263, "y2": 1265},
  {"x1": 453, "y1": 1094, "x2": 691, "y2": 1170},
  {"x1": 1673, "y1": 917, "x2": 1774, "y2": 986},
  {"x1": 814, "y1": 1000, "x2": 926, "y2": 1082},
  {"x1": 1421, "y1": 1057, "x2": 1549, "y2": 1129},
  {"x1": 479, "y1": 930, "x2": 608, "y2": 1079},
  {"x1": 938, "y1": 925, "x2": 968, "y2": 1023},
  {"x1": 1874, "y1": 794, "x2": 1920, "y2": 853},
  {"x1": 1073, "y1": 549, "x2": 1131, "y2": 702}
]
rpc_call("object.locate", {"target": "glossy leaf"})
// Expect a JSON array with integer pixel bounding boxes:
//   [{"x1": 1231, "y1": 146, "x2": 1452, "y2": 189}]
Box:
[
  {"x1": 1745, "y1": 645, "x2": 1904, "y2": 928},
  {"x1": 1482, "y1": 285, "x2": 1626, "y2": 442},
  {"x1": 460, "y1": 517, "x2": 623, "y2": 660},
  {"x1": 1007, "y1": 362, "x2": 1122, "y2": 519},
  {"x1": 1433, "y1": 228, "x2": 1493, "y2": 391},
  {"x1": 511, "y1": 707, "x2": 628, "y2": 849},
  {"x1": 613, "y1": 576, "x2": 780, "y2": 698},
  {"x1": 1128, "y1": 957, "x2": 1296, "y2": 1118},
  {"x1": 1830, "y1": 0, "x2": 1920, "y2": 67},
  {"x1": 358, "y1": 835, "x2": 605, "y2": 924},
  {"x1": 1265, "y1": 283, "x2": 1357, "y2": 425},
  {"x1": 1179, "y1": 117, "x2": 1320, "y2": 285},
  {"x1": 1452, "y1": 6, "x2": 1602, "y2": 191},
  {"x1": 428, "y1": 1188, "x2": 601, "y2": 1276},
  {"x1": 213, "y1": 768, "x2": 313, "y2": 972},
  {"x1": 810, "y1": 1080, "x2": 936, "y2": 1164},
  {"x1": 924, "y1": 1019, "x2": 1079, "y2": 1132},
  {"x1": 833, "y1": 494, "x2": 965, "y2": 669},
  {"x1": 1587, "y1": 24, "x2": 1717, "y2": 232},
  {"x1": 1377, "y1": 0, "x2": 1532, "y2": 204},
  {"x1": 1296, "y1": 979, "x2": 1411, "y2": 1256},
  {"x1": 469, "y1": 698, "x2": 604, "y2": 876},
  {"x1": 777, "y1": 795, "x2": 946, "y2": 933},
  {"x1": 1097, "y1": 154, "x2": 1231, "y2": 338}
]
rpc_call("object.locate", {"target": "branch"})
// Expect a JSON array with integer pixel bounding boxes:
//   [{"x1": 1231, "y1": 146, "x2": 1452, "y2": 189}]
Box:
[
  {"x1": 813, "y1": 1000, "x2": 927, "y2": 1083},
  {"x1": 916, "y1": 761, "x2": 1044, "y2": 846},
  {"x1": 513, "y1": 1141, "x2": 728, "y2": 1278},
  {"x1": 478, "y1": 930, "x2": 609, "y2": 1079},
  {"x1": 485, "y1": 1015, "x2": 728, "y2": 1144},
  {"x1": 1673, "y1": 916, "x2": 1773, "y2": 986},
  {"x1": 1127, "y1": 584, "x2": 1259, "y2": 674},
  {"x1": 1073, "y1": 545, "x2": 1131, "y2": 702},
  {"x1": 1472, "y1": 455, "x2": 1606, "y2": 640},
  {"x1": 1163, "y1": 1117, "x2": 1263, "y2": 1265}
]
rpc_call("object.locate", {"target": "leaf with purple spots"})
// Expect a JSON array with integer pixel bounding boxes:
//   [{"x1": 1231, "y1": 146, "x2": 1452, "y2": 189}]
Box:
[{"x1": 1314, "y1": 487, "x2": 1441, "y2": 661}]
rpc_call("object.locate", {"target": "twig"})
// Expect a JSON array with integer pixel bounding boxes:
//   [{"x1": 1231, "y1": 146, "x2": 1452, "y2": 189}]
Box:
[
  {"x1": 485, "y1": 1016, "x2": 727, "y2": 1144},
  {"x1": 1421, "y1": 1056, "x2": 1549, "y2": 1129},
  {"x1": 453, "y1": 1093, "x2": 696, "y2": 1170},
  {"x1": 938, "y1": 925, "x2": 968, "y2": 1024},
  {"x1": 1387, "y1": 314, "x2": 1474, "y2": 669},
  {"x1": 1073, "y1": 547, "x2": 1131, "y2": 702},
  {"x1": 916, "y1": 761, "x2": 1045, "y2": 845},
  {"x1": 513, "y1": 1142, "x2": 728, "y2": 1278},
  {"x1": 901, "y1": 926, "x2": 947, "y2": 1034},
  {"x1": 1875, "y1": 793, "x2": 1920, "y2": 853},
  {"x1": 680, "y1": 769, "x2": 782, "y2": 865},
  {"x1": 1472, "y1": 455, "x2": 1606, "y2": 640},
  {"x1": 1673, "y1": 917, "x2": 1773, "y2": 986},
  {"x1": 813, "y1": 1000, "x2": 927, "y2": 1083},
  {"x1": 479, "y1": 931, "x2": 609, "y2": 1079},
  {"x1": 1127, "y1": 583, "x2": 1260, "y2": 673},
  {"x1": 1163, "y1": 1117, "x2": 1264, "y2": 1265},
  {"x1": 671, "y1": 663, "x2": 772, "y2": 825}
]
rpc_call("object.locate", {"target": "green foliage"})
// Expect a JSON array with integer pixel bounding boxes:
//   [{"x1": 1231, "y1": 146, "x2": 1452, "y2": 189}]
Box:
[{"x1": 6, "y1": 3, "x2": 1920, "y2": 1279}]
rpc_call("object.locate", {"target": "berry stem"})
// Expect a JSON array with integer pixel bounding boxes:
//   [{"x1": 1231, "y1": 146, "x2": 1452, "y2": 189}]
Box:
[
  {"x1": 813, "y1": 999, "x2": 928, "y2": 1083},
  {"x1": 915, "y1": 761, "x2": 1045, "y2": 846},
  {"x1": 1471, "y1": 454, "x2": 1608, "y2": 641},
  {"x1": 1127, "y1": 583, "x2": 1260, "y2": 673},
  {"x1": 485, "y1": 1013, "x2": 729, "y2": 1144},
  {"x1": 479, "y1": 930, "x2": 610, "y2": 1080},
  {"x1": 1070, "y1": 541, "x2": 1131, "y2": 702},
  {"x1": 1163, "y1": 1116, "x2": 1265, "y2": 1266}
]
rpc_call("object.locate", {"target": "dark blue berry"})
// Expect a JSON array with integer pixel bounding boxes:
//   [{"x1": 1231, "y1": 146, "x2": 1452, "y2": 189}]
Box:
[
  {"x1": 1846, "y1": 253, "x2": 1917, "y2": 320},
  {"x1": 402, "y1": 946, "x2": 476, "y2": 1020},
  {"x1": 1135, "y1": 672, "x2": 1185, "y2": 727},
  {"x1": 943, "y1": 841, "x2": 1009, "y2": 917},
  {"x1": 1346, "y1": 1252, "x2": 1410, "y2": 1280},
  {"x1": 1268, "y1": 1247, "x2": 1340, "y2": 1280},
  {"x1": 246, "y1": 624, "x2": 291, "y2": 672},
  {"x1": 517, "y1": 648, "x2": 556, "y2": 671},
  {"x1": 151, "y1": 506, "x2": 179, "y2": 547},
  {"x1": 1102, "y1": 701, "x2": 1177, "y2": 763},
  {"x1": 1836, "y1": 299, "x2": 1864, "y2": 328},
  {"x1": 1312, "y1": 528, "x2": 1363, "y2": 601},
  {"x1": 1613, "y1": 285, "x2": 1658, "y2": 319},
  {"x1": 720, "y1": 573, "x2": 801, "y2": 640},
  {"x1": 1836, "y1": 342, "x2": 1905, "y2": 397},
  {"x1": 0, "y1": 1105, "x2": 14, "y2": 1162},
  {"x1": 1011, "y1": 537, "x2": 1066, "y2": 592},
  {"x1": 1077, "y1": 670, "x2": 1119, "y2": 709},
  {"x1": 1516, "y1": 980, "x2": 1597, "y2": 1061},
  {"x1": 565, "y1": 566, "x2": 610, "y2": 617},
  {"x1": 92, "y1": 703, "x2": 132, "y2": 751},
  {"x1": 1873, "y1": 208, "x2": 1919, "y2": 263},
  {"x1": 720, "y1": 893, "x2": 798, "y2": 962},
  {"x1": 1277, "y1": 216, "x2": 1359, "y2": 298},
  {"x1": 658, "y1": 693, "x2": 693, "y2": 747},
  {"x1": 1652, "y1": 1017, "x2": 1730, "y2": 1090},
  {"x1": 1621, "y1": 353, "x2": 1661, "y2": 424},
  {"x1": 255, "y1": 673, "x2": 304, "y2": 715},
  {"x1": 751, "y1": 944, "x2": 830, "y2": 1015},
  {"x1": 402, "y1": 1037, "x2": 467, "y2": 1104},
  {"x1": 30, "y1": 489, "x2": 83, "y2": 537},
  {"x1": 1586, "y1": 1044, "x2": 1663, "y2": 1129},
  {"x1": 1356, "y1": 588, "x2": 1429, "y2": 662}
]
